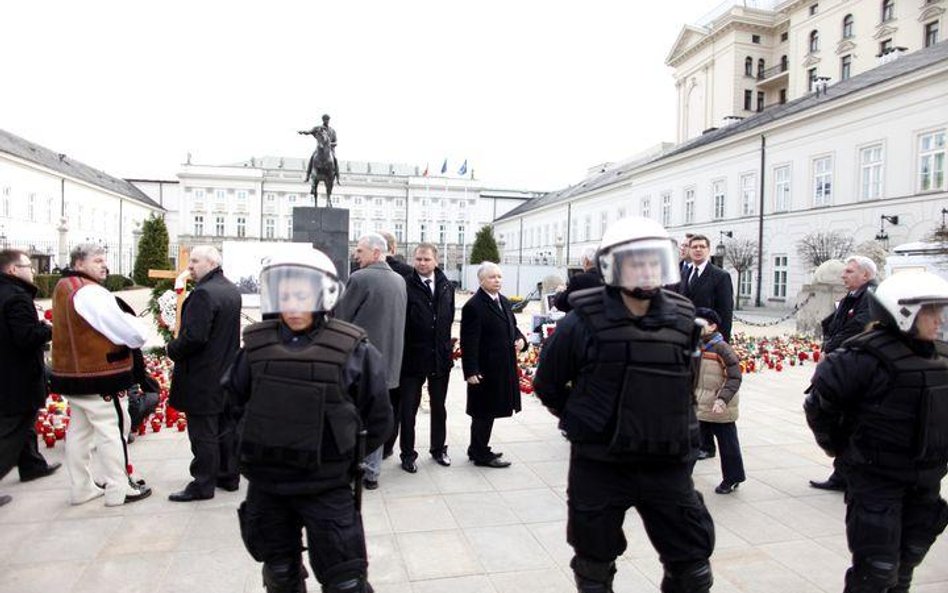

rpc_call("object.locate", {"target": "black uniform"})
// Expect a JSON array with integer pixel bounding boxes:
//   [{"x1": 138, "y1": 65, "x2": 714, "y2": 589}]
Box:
[
  {"x1": 805, "y1": 328, "x2": 948, "y2": 593},
  {"x1": 534, "y1": 286, "x2": 715, "y2": 593},
  {"x1": 225, "y1": 318, "x2": 392, "y2": 593}
]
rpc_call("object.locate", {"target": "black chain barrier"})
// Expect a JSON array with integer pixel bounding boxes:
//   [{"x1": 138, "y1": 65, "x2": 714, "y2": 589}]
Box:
[{"x1": 731, "y1": 292, "x2": 815, "y2": 327}]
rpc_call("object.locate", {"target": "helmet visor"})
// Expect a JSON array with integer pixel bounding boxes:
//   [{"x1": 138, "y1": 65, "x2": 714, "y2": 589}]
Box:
[
  {"x1": 259, "y1": 265, "x2": 343, "y2": 316},
  {"x1": 599, "y1": 238, "x2": 680, "y2": 292}
]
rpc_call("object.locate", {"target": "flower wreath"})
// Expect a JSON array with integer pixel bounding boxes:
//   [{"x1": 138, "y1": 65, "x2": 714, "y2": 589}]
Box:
[{"x1": 146, "y1": 277, "x2": 192, "y2": 344}]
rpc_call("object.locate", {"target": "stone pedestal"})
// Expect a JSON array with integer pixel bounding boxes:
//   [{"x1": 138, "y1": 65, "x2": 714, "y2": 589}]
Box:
[
  {"x1": 292, "y1": 207, "x2": 350, "y2": 281},
  {"x1": 795, "y1": 259, "x2": 846, "y2": 337}
]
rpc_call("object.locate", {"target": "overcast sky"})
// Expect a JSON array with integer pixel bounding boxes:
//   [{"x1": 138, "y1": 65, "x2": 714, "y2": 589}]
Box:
[{"x1": 0, "y1": 0, "x2": 730, "y2": 192}]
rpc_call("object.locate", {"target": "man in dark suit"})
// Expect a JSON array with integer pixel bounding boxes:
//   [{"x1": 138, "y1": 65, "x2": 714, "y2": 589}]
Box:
[
  {"x1": 809, "y1": 254, "x2": 877, "y2": 492},
  {"x1": 393, "y1": 243, "x2": 455, "y2": 472},
  {"x1": 553, "y1": 246, "x2": 602, "y2": 313},
  {"x1": 460, "y1": 262, "x2": 527, "y2": 468},
  {"x1": 167, "y1": 245, "x2": 243, "y2": 501},
  {"x1": 0, "y1": 249, "x2": 60, "y2": 507},
  {"x1": 679, "y1": 234, "x2": 734, "y2": 341}
]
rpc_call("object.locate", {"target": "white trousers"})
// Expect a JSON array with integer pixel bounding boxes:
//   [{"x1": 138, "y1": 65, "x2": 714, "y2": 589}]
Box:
[{"x1": 64, "y1": 394, "x2": 136, "y2": 506}]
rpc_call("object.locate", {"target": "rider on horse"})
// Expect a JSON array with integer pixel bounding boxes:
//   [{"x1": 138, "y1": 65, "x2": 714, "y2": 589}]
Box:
[{"x1": 298, "y1": 114, "x2": 339, "y2": 184}]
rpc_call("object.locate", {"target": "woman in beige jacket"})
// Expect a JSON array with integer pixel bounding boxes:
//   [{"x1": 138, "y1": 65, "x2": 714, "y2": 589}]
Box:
[{"x1": 694, "y1": 307, "x2": 745, "y2": 494}]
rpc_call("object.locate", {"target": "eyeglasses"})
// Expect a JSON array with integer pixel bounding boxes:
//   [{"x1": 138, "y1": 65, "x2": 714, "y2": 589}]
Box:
[{"x1": 15, "y1": 264, "x2": 36, "y2": 273}]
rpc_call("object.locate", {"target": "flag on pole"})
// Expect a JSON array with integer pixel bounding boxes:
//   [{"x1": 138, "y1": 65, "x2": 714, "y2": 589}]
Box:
[
  {"x1": 458, "y1": 159, "x2": 467, "y2": 176},
  {"x1": 423, "y1": 163, "x2": 429, "y2": 177},
  {"x1": 440, "y1": 158, "x2": 448, "y2": 174}
]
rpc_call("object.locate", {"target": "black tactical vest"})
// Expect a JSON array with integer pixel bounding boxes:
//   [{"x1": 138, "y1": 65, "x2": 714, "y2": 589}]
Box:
[
  {"x1": 568, "y1": 287, "x2": 700, "y2": 459},
  {"x1": 240, "y1": 319, "x2": 366, "y2": 470},
  {"x1": 846, "y1": 330, "x2": 948, "y2": 464}
]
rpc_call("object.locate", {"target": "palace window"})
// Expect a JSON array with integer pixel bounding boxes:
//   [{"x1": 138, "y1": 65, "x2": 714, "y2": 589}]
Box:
[
  {"x1": 918, "y1": 130, "x2": 946, "y2": 192},
  {"x1": 842, "y1": 14, "x2": 854, "y2": 39},
  {"x1": 215, "y1": 215, "x2": 225, "y2": 237},
  {"x1": 859, "y1": 144, "x2": 884, "y2": 200},
  {"x1": 809, "y1": 30, "x2": 820, "y2": 53},
  {"x1": 712, "y1": 180, "x2": 726, "y2": 220},
  {"x1": 882, "y1": 0, "x2": 895, "y2": 23},
  {"x1": 813, "y1": 156, "x2": 833, "y2": 206},
  {"x1": 193, "y1": 215, "x2": 204, "y2": 236},
  {"x1": 684, "y1": 188, "x2": 695, "y2": 224},
  {"x1": 841, "y1": 55, "x2": 852, "y2": 81},
  {"x1": 773, "y1": 255, "x2": 788, "y2": 298},
  {"x1": 774, "y1": 165, "x2": 791, "y2": 212},
  {"x1": 925, "y1": 21, "x2": 939, "y2": 48},
  {"x1": 740, "y1": 174, "x2": 756, "y2": 216},
  {"x1": 236, "y1": 217, "x2": 246, "y2": 238},
  {"x1": 661, "y1": 192, "x2": 672, "y2": 226},
  {"x1": 264, "y1": 217, "x2": 275, "y2": 239}
]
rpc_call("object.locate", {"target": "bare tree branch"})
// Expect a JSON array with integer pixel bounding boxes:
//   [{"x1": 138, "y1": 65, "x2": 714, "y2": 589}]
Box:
[{"x1": 796, "y1": 231, "x2": 854, "y2": 269}]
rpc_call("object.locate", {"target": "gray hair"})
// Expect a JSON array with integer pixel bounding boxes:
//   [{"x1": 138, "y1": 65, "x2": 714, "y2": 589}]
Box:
[
  {"x1": 379, "y1": 230, "x2": 398, "y2": 254},
  {"x1": 70, "y1": 243, "x2": 106, "y2": 267},
  {"x1": 581, "y1": 245, "x2": 598, "y2": 266},
  {"x1": 476, "y1": 261, "x2": 502, "y2": 281},
  {"x1": 358, "y1": 233, "x2": 387, "y2": 254},
  {"x1": 846, "y1": 255, "x2": 877, "y2": 279},
  {"x1": 191, "y1": 245, "x2": 222, "y2": 266}
]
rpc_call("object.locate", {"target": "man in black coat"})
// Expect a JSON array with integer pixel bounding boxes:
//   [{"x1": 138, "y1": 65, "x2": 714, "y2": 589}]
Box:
[
  {"x1": 679, "y1": 234, "x2": 734, "y2": 341},
  {"x1": 0, "y1": 249, "x2": 60, "y2": 507},
  {"x1": 461, "y1": 262, "x2": 526, "y2": 468},
  {"x1": 554, "y1": 246, "x2": 602, "y2": 313},
  {"x1": 167, "y1": 246, "x2": 242, "y2": 501},
  {"x1": 809, "y1": 254, "x2": 878, "y2": 492},
  {"x1": 393, "y1": 243, "x2": 455, "y2": 472}
]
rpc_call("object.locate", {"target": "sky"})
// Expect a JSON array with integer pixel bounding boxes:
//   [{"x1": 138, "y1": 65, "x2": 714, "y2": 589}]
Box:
[{"x1": 0, "y1": 0, "x2": 731, "y2": 192}]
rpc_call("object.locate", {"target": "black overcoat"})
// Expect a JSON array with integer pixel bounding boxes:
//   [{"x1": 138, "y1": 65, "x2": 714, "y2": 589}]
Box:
[
  {"x1": 402, "y1": 268, "x2": 455, "y2": 377},
  {"x1": 679, "y1": 262, "x2": 734, "y2": 341},
  {"x1": 0, "y1": 274, "x2": 51, "y2": 415},
  {"x1": 168, "y1": 267, "x2": 242, "y2": 415},
  {"x1": 460, "y1": 288, "x2": 525, "y2": 419}
]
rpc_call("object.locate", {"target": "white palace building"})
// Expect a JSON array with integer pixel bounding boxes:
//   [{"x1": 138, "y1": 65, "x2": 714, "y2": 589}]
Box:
[{"x1": 493, "y1": 0, "x2": 947, "y2": 308}]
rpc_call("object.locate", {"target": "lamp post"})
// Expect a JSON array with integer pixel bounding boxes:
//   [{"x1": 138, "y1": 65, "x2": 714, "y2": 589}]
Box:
[
  {"x1": 715, "y1": 230, "x2": 733, "y2": 265},
  {"x1": 875, "y1": 214, "x2": 899, "y2": 250}
]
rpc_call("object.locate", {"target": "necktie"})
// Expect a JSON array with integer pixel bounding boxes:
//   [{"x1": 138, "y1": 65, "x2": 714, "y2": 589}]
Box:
[
  {"x1": 688, "y1": 267, "x2": 699, "y2": 291},
  {"x1": 424, "y1": 278, "x2": 433, "y2": 296}
]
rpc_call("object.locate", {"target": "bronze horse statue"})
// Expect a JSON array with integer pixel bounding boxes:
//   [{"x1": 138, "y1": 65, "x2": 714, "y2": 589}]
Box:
[{"x1": 302, "y1": 127, "x2": 337, "y2": 208}]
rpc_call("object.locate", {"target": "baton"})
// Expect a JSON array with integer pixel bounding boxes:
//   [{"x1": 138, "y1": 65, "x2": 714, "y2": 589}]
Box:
[{"x1": 353, "y1": 429, "x2": 368, "y2": 512}]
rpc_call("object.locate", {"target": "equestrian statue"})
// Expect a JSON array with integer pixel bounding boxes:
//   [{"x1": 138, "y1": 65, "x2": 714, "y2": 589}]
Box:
[{"x1": 298, "y1": 114, "x2": 340, "y2": 208}]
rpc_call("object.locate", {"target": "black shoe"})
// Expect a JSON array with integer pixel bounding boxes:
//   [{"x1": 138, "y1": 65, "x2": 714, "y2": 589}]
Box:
[
  {"x1": 714, "y1": 480, "x2": 743, "y2": 494},
  {"x1": 0, "y1": 494, "x2": 11, "y2": 507},
  {"x1": 697, "y1": 450, "x2": 716, "y2": 460},
  {"x1": 432, "y1": 452, "x2": 452, "y2": 467},
  {"x1": 124, "y1": 485, "x2": 153, "y2": 504},
  {"x1": 20, "y1": 462, "x2": 62, "y2": 482},
  {"x1": 400, "y1": 458, "x2": 417, "y2": 474},
  {"x1": 216, "y1": 480, "x2": 239, "y2": 492},
  {"x1": 809, "y1": 478, "x2": 845, "y2": 492},
  {"x1": 168, "y1": 489, "x2": 213, "y2": 502},
  {"x1": 363, "y1": 478, "x2": 379, "y2": 490},
  {"x1": 473, "y1": 457, "x2": 511, "y2": 468}
]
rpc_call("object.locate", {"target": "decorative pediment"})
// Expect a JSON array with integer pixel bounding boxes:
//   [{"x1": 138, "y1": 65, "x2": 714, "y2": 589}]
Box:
[
  {"x1": 666, "y1": 25, "x2": 709, "y2": 66},
  {"x1": 873, "y1": 24, "x2": 899, "y2": 40},
  {"x1": 836, "y1": 39, "x2": 857, "y2": 55},
  {"x1": 918, "y1": 5, "x2": 945, "y2": 23},
  {"x1": 803, "y1": 53, "x2": 822, "y2": 67}
]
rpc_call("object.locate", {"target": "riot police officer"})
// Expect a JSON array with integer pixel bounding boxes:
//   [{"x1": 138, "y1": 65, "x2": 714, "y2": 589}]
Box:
[
  {"x1": 805, "y1": 271, "x2": 948, "y2": 593},
  {"x1": 225, "y1": 249, "x2": 392, "y2": 593},
  {"x1": 534, "y1": 217, "x2": 715, "y2": 593}
]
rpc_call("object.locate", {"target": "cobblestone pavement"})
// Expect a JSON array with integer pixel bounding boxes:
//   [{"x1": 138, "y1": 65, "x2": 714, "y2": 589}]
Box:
[{"x1": 6, "y1": 291, "x2": 945, "y2": 592}]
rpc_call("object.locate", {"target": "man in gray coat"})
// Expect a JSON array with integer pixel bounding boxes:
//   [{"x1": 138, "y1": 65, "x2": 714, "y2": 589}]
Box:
[{"x1": 334, "y1": 233, "x2": 406, "y2": 489}]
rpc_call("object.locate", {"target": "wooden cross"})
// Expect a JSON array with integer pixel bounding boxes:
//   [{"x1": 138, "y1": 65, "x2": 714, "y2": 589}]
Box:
[{"x1": 148, "y1": 245, "x2": 190, "y2": 338}]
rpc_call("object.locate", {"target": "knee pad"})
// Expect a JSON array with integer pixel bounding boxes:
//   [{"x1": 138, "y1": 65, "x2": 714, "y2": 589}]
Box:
[
  {"x1": 263, "y1": 559, "x2": 306, "y2": 593},
  {"x1": 845, "y1": 557, "x2": 898, "y2": 593},
  {"x1": 322, "y1": 577, "x2": 372, "y2": 593},
  {"x1": 570, "y1": 555, "x2": 616, "y2": 585},
  {"x1": 661, "y1": 560, "x2": 712, "y2": 593}
]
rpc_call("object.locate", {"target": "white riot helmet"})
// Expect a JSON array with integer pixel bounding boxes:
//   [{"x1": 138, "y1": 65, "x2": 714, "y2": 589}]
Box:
[
  {"x1": 259, "y1": 248, "x2": 344, "y2": 316},
  {"x1": 870, "y1": 271, "x2": 948, "y2": 333},
  {"x1": 597, "y1": 216, "x2": 680, "y2": 298}
]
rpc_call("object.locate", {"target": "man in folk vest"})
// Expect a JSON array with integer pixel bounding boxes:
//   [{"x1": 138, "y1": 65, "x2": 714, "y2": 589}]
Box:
[{"x1": 50, "y1": 243, "x2": 152, "y2": 507}]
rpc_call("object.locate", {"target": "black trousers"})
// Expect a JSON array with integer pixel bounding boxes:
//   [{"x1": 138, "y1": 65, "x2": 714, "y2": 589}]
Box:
[
  {"x1": 468, "y1": 416, "x2": 495, "y2": 461},
  {"x1": 238, "y1": 482, "x2": 368, "y2": 587},
  {"x1": 567, "y1": 452, "x2": 715, "y2": 581},
  {"x1": 0, "y1": 411, "x2": 49, "y2": 482},
  {"x1": 185, "y1": 408, "x2": 239, "y2": 496},
  {"x1": 843, "y1": 466, "x2": 948, "y2": 593},
  {"x1": 698, "y1": 421, "x2": 746, "y2": 484},
  {"x1": 393, "y1": 373, "x2": 449, "y2": 460}
]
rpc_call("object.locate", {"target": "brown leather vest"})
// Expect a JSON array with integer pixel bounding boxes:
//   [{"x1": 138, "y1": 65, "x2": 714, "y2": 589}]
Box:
[{"x1": 50, "y1": 275, "x2": 133, "y2": 395}]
